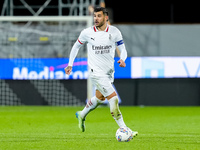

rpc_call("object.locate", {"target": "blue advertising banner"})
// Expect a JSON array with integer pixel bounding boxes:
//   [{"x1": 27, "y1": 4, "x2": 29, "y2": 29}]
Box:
[
  {"x1": 0, "y1": 57, "x2": 131, "y2": 80},
  {"x1": 131, "y1": 57, "x2": 200, "y2": 78},
  {"x1": 1, "y1": 57, "x2": 199, "y2": 79}
]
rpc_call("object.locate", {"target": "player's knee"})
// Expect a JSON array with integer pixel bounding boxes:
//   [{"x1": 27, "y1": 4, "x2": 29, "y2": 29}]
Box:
[
  {"x1": 107, "y1": 92, "x2": 117, "y2": 100},
  {"x1": 96, "y1": 95, "x2": 105, "y2": 101},
  {"x1": 96, "y1": 90, "x2": 105, "y2": 100}
]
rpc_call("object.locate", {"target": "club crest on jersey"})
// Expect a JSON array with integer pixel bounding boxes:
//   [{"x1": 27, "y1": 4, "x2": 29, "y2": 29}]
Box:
[{"x1": 109, "y1": 34, "x2": 112, "y2": 40}]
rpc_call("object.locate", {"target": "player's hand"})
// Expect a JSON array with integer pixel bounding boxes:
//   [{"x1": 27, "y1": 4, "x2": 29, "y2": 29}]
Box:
[
  {"x1": 117, "y1": 59, "x2": 126, "y2": 67},
  {"x1": 64, "y1": 66, "x2": 72, "y2": 75}
]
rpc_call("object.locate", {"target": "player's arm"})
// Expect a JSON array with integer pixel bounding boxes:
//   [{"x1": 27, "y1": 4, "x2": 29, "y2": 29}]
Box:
[
  {"x1": 116, "y1": 40, "x2": 127, "y2": 67},
  {"x1": 65, "y1": 40, "x2": 83, "y2": 75}
]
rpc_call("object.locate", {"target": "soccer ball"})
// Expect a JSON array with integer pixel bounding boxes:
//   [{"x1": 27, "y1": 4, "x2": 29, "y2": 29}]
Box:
[{"x1": 115, "y1": 127, "x2": 133, "y2": 142}]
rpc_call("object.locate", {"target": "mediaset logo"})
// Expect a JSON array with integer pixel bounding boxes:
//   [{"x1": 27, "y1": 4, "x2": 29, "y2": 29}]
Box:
[{"x1": 12, "y1": 66, "x2": 88, "y2": 80}]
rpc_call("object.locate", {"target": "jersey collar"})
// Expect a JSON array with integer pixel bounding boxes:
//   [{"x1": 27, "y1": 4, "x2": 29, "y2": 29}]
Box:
[{"x1": 94, "y1": 24, "x2": 109, "y2": 32}]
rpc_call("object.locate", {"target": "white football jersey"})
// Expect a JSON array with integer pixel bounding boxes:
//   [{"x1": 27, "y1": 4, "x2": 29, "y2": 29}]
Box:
[{"x1": 77, "y1": 25, "x2": 124, "y2": 76}]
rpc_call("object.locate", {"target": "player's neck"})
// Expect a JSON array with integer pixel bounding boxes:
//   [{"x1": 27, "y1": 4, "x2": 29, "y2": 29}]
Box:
[{"x1": 96, "y1": 23, "x2": 107, "y2": 31}]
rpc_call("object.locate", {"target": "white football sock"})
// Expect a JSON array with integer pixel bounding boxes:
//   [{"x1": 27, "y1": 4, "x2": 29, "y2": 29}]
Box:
[
  {"x1": 80, "y1": 96, "x2": 104, "y2": 119},
  {"x1": 108, "y1": 96, "x2": 126, "y2": 127}
]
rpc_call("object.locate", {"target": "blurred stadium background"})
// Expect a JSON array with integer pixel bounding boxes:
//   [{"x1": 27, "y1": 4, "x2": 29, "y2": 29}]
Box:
[{"x1": 0, "y1": 0, "x2": 199, "y2": 106}]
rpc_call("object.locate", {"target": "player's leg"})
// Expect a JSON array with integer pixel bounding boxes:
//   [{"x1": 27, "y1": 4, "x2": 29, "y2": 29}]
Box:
[
  {"x1": 107, "y1": 92, "x2": 126, "y2": 127},
  {"x1": 107, "y1": 92, "x2": 138, "y2": 137},
  {"x1": 80, "y1": 90, "x2": 105, "y2": 119},
  {"x1": 90, "y1": 75, "x2": 127, "y2": 128},
  {"x1": 76, "y1": 90, "x2": 105, "y2": 132}
]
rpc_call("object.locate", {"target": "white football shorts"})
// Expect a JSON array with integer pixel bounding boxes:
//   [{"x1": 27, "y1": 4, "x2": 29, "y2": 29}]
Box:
[{"x1": 90, "y1": 72, "x2": 115, "y2": 97}]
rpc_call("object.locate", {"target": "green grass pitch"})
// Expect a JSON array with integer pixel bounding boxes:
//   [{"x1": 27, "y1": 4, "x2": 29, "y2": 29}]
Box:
[{"x1": 0, "y1": 106, "x2": 199, "y2": 150}]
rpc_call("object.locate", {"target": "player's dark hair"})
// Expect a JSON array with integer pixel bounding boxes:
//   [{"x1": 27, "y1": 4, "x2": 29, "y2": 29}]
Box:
[{"x1": 94, "y1": 7, "x2": 108, "y2": 16}]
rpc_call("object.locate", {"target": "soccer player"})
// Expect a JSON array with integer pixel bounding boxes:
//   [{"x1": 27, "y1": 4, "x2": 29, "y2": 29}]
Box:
[{"x1": 65, "y1": 7, "x2": 138, "y2": 137}]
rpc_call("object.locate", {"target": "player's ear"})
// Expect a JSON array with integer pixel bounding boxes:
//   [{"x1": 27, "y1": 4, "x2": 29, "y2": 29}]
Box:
[{"x1": 105, "y1": 15, "x2": 109, "y2": 22}]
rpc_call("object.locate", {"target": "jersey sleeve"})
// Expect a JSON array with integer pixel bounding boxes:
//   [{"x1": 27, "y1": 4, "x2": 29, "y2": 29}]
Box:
[
  {"x1": 68, "y1": 40, "x2": 83, "y2": 66},
  {"x1": 77, "y1": 29, "x2": 87, "y2": 44},
  {"x1": 114, "y1": 28, "x2": 123, "y2": 43},
  {"x1": 117, "y1": 43, "x2": 127, "y2": 61},
  {"x1": 114, "y1": 27, "x2": 127, "y2": 61}
]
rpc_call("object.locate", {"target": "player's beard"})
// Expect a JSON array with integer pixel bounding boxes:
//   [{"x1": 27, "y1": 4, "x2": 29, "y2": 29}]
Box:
[{"x1": 95, "y1": 19, "x2": 105, "y2": 28}]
